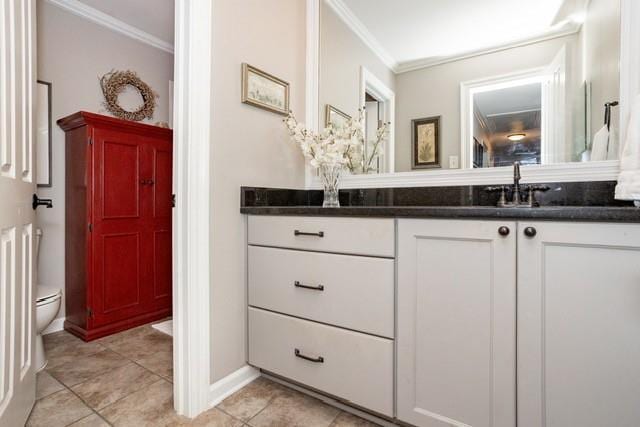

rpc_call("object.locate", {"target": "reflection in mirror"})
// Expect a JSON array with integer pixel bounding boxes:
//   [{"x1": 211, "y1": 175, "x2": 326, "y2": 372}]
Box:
[{"x1": 319, "y1": 0, "x2": 621, "y2": 174}]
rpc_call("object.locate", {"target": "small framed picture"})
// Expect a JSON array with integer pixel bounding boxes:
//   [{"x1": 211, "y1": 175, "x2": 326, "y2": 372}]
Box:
[
  {"x1": 412, "y1": 116, "x2": 441, "y2": 169},
  {"x1": 36, "y1": 80, "x2": 52, "y2": 187},
  {"x1": 325, "y1": 104, "x2": 351, "y2": 129},
  {"x1": 241, "y1": 63, "x2": 290, "y2": 115}
]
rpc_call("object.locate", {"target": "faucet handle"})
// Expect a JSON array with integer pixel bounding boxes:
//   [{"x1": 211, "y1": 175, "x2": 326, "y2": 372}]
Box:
[
  {"x1": 484, "y1": 185, "x2": 508, "y2": 207},
  {"x1": 526, "y1": 185, "x2": 550, "y2": 207}
]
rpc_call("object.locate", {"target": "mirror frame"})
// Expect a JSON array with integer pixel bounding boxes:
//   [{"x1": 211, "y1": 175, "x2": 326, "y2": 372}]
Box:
[{"x1": 305, "y1": 0, "x2": 639, "y2": 189}]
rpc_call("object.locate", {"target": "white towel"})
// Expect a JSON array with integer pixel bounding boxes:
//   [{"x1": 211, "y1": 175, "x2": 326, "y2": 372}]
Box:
[
  {"x1": 607, "y1": 126, "x2": 618, "y2": 160},
  {"x1": 615, "y1": 94, "x2": 640, "y2": 202},
  {"x1": 590, "y1": 125, "x2": 609, "y2": 161}
]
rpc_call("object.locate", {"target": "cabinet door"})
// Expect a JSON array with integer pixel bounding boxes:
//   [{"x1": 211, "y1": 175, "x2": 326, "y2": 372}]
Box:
[
  {"x1": 397, "y1": 219, "x2": 516, "y2": 427},
  {"x1": 517, "y1": 222, "x2": 640, "y2": 427},
  {"x1": 91, "y1": 127, "x2": 146, "y2": 326},
  {"x1": 144, "y1": 136, "x2": 173, "y2": 312}
]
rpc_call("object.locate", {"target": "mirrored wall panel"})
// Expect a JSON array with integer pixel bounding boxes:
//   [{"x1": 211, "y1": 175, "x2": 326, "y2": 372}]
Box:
[{"x1": 319, "y1": 0, "x2": 621, "y2": 174}]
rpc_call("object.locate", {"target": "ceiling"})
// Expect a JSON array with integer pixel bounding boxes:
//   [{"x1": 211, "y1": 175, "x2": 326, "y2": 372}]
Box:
[
  {"x1": 339, "y1": 0, "x2": 574, "y2": 69},
  {"x1": 77, "y1": 0, "x2": 175, "y2": 44}
]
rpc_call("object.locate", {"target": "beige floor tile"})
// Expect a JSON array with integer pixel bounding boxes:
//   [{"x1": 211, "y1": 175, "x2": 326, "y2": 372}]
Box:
[
  {"x1": 35, "y1": 370, "x2": 65, "y2": 400},
  {"x1": 47, "y1": 349, "x2": 129, "y2": 387},
  {"x1": 217, "y1": 377, "x2": 292, "y2": 421},
  {"x1": 102, "y1": 327, "x2": 172, "y2": 360},
  {"x1": 329, "y1": 412, "x2": 381, "y2": 427},
  {"x1": 172, "y1": 407, "x2": 244, "y2": 427},
  {"x1": 26, "y1": 389, "x2": 92, "y2": 427},
  {"x1": 96, "y1": 323, "x2": 155, "y2": 347},
  {"x1": 248, "y1": 389, "x2": 340, "y2": 427},
  {"x1": 43, "y1": 331, "x2": 106, "y2": 369},
  {"x1": 68, "y1": 413, "x2": 111, "y2": 427},
  {"x1": 136, "y1": 348, "x2": 173, "y2": 379},
  {"x1": 71, "y1": 362, "x2": 161, "y2": 409},
  {"x1": 99, "y1": 379, "x2": 181, "y2": 427}
]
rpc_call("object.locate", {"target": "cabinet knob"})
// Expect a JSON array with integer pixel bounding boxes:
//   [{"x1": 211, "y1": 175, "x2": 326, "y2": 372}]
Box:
[
  {"x1": 498, "y1": 226, "x2": 510, "y2": 236},
  {"x1": 524, "y1": 226, "x2": 537, "y2": 238}
]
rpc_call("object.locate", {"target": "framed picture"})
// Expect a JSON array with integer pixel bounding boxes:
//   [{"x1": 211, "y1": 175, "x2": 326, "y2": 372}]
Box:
[
  {"x1": 325, "y1": 104, "x2": 350, "y2": 129},
  {"x1": 241, "y1": 63, "x2": 289, "y2": 115},
  {"x1": 412, "y1": 116, "x2": 440, "y2": 169},
  {"x1": 36, "y1": 80, "x2": 52, "y2": 187}
]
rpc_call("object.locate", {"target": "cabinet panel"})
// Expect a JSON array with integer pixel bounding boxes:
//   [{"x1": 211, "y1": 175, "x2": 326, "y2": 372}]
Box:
[
  {"x1": 397, "y1": 219, "x2": 516, "y2": 427},
  {"x1": 248, "y1": 246, "x2": 394, "y2": 337},
  {"x1": 517, "y1": 222, "x2": 640, "y2": 427},
  {"x1": 249, "y1": 307, "x2": 394, "y2": 416},
  {"x1": 99, "y1": 136, "x2": 140, "y2": 219},
  {"x1": 248, "y1": 215, "x2": 395, "y2": 257}
]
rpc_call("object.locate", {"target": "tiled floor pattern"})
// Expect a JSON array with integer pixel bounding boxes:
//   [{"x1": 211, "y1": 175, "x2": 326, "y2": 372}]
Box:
[{"x1": 28, "y1": 323, "x2": 380, "y2": 426}]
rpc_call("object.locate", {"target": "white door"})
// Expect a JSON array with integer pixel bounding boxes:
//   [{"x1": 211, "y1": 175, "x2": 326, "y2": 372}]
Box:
[
  {"x1": 0, "y1": 0, "x2": 37, "y2": 425},
  {"x1": 541, "y1": 46, "x2": 567, "y2": 164},
  {"x1": 518, "y1": 222, "x2": 640, "y2": 427},
  {"x1": 397, "y1": 219, "x2": 516, "y2": 427}
]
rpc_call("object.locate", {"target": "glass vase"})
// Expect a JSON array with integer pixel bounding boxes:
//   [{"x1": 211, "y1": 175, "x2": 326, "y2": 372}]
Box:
[{"x1": 319, "y1": 164, "x2": 342, "y2": 207}]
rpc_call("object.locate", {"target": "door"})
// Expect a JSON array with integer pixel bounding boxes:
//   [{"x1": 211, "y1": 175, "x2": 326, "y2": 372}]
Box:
[
  {"x1": 0, "y1": 0, "x2": 37, "y2": 425},
  {"x1": 91, "y1": 127, "x2": 147, "y2": 327},
  {"x1": 518, "y1": 222, "x2": 640, "y2": 427},
  {"x1": 397, "y1": 219, "x2": 516, "y2": 427}
]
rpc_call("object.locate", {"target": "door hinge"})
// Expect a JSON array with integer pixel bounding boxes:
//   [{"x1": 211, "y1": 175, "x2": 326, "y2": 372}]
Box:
[
  {"x1": 88, "y1": 136, "x2": 93, "y2": 145},
  {"x1": 171, "y1": 194, "x2": 176, "y2": 208},
  {"x1": 88, "y1": 223, "x2": 93, "y2": 232},
  {"x1": 87, "y1": 307, "x2": 93, "y2": 318}
]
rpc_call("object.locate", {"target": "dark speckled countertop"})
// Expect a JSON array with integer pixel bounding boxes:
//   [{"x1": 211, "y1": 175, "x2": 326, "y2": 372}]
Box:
[{"x1": 240, "y1": 183, "x2": 640, "y2": 223}]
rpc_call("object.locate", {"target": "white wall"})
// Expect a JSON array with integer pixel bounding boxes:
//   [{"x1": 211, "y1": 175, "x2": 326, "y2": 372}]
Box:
[
  {"x1": 394, "y1": 34, "x2": 581, "y2": 172},
  {"x1": 210, "y1": 0, "x2": 307, "y2": 382},
  {"x1": 36, "y1": 0, "x2": 174, "y2": 322},
  {"x1": 583, "y1": 0, "x2": 621, "y2": 148},
  {"x1": 319, "y1": 0, "x2": 395, "y2": 126}
]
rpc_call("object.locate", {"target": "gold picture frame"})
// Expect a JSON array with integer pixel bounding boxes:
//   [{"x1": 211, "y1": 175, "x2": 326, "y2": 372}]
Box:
[
  {"x1": 325, "y1": 104, "x2": 351, "y2": 129},
  {"x1": 241, "y1": 63, "x2": 290, "y2": 115}
]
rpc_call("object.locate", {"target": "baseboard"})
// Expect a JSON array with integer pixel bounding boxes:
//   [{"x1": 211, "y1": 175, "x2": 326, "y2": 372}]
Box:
[
  {"x1": 43, "y1": 317, "x2": 65, "y2": 335},
  {"x1": 209, "y1": 365, "x2": 261, "y2": 407}
]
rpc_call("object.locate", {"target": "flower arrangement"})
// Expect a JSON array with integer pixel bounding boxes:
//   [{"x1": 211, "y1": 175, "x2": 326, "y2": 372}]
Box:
[
  {"x1": 284, "y1": 108, "x2": 389, "y2": 174},
  {"x1": 284, "y1": 108, "x2": 389, "y2": 207}
]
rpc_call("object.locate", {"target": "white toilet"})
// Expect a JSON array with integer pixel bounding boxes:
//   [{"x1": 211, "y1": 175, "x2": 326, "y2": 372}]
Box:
[{"x1": 35, "y1": 228, "x2": 62, "y2": 371}]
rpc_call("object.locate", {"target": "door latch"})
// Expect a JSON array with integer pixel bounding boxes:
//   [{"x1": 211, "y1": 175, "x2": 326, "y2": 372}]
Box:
[{"x1": 32, "y1": 194, "x2": 53, "y2": 210}]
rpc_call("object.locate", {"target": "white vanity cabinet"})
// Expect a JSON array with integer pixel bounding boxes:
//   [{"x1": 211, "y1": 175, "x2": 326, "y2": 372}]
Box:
[
  {"x1": 397, "y1": 219, "x2": 640, "y2": 427},
  {"x1": 247, "y1": 215, "x2": 395, "y2": 416},
  {"x1": 517, "y1": 222, "x2": 640, "y2": 427},
  {"x1": 396, "y1": 219, "x2": 517, "y2": 427}
]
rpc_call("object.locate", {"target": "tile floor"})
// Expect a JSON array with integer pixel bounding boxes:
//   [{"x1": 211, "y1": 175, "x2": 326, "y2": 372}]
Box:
[{"x1": 28, "y1": 322, "x2": 380, "y2": 427}]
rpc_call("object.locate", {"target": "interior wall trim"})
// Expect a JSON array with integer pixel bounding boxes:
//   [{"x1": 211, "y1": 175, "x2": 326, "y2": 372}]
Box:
[
  {"x1": 208, "y1": 365, "x2": 261, "y2": 408},
  {"x1": 45, "y1": 0, "x2": 174, "y2": 54},
  {"x1": 324, "y1": 0, "x2": 397, "y2": 72},
  {"x1": 323, "y1": 0, "x2": 581, "y2": 75},
  {"x1": 307, "y1": 161, "x2": 622, "y2": 189},
  {"x1": 172, "y1": 0, "x2": 212, "y2": 418}
]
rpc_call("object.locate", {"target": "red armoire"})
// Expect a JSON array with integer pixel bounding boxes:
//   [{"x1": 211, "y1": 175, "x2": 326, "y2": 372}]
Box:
[{"x1": 57, "y1": 112, "x2": 173, "y2": 341}]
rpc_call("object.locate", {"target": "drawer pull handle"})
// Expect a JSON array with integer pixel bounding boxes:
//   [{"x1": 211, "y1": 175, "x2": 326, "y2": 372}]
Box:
[
  {"x1": 294, "y1": 281, "x2": 324, "y2": 291},
  {"x1": 294, "y1": 348, "x2": 324, "y2": 363},
  {"x1": 294, "y1": 230, "x2": 325, "y2": 238}
]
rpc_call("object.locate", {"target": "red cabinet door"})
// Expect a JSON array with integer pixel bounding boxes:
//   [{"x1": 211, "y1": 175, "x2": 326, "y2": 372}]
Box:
[
  {"x1": 90, "y1": 127, "x2": 147, "y2": 327},
  {"x1": 90, "y1": 126, "x2": 172, "y2": 329}
]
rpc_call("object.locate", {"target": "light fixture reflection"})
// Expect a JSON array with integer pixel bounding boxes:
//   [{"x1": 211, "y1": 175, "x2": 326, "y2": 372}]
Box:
[{"x1": 507, "y1": 133, "x2": 526, "y2": 142}]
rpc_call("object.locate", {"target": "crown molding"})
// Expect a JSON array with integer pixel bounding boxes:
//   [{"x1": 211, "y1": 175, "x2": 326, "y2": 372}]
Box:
[
  {"x1": 324, "y1": 0, "x2": 398, "y2": 72},
  {"x1": 46, "y1": 0, "x2": 174, "y2": 54},
  {"x1": 395, "y1": 25, "x2": 581, "y2": 74}
]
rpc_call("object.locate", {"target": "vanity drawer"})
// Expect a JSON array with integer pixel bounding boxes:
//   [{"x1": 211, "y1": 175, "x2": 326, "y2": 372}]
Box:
[
  {"x1": 248, "y1": 246, "x2": 394, "y2": 338},
  {"x1": 247, "y1": 215, "x2": 395, "y2": 257},
  {"x1": 248, "y1": 307, "x2": 394, "y2": 416}
]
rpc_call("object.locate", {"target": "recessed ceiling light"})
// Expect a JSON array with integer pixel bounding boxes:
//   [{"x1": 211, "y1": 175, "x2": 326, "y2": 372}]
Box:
[{"x1": 508, "y1": 133, "x2": 526, "y2": 142}]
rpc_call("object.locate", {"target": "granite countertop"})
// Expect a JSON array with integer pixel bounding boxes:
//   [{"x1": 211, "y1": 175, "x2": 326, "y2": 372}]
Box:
[
  {"x1": 240, "y1": 183, "x2": 640, "y2": 222},
  {"x1": 240, "y1": 205, "x2": 640, "y2": 222}
]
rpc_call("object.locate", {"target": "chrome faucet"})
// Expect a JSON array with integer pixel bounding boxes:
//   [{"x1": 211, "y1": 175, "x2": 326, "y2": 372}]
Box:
[{"x1": 485, "y1": 162, "x2": 550, "y2": 208}]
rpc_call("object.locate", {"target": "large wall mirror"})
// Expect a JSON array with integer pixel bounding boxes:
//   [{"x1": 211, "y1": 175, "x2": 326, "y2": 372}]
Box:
[{"x1": 318, "y1": 0, "x2": 622, "y2": 179}]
